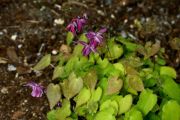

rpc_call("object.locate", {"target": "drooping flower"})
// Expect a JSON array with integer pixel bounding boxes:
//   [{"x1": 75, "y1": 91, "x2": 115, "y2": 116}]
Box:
[
  {"x1": 77, "y1": 41, "x2": 97, "y2": 56},
  {"x1": 66, "y1": 14, "x2": 87, "y2": 35},
  {"x1": 24, "y1": 82, "x2": 44, "y2": 97},
  {"x1": 86, "y1": 28, "x2": 107, "y2": 44}
]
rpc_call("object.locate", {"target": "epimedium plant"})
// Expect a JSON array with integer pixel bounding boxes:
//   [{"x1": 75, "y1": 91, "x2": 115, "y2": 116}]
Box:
[{"x1": 27, "y1": 14, "x2": 180, "y2": 120}]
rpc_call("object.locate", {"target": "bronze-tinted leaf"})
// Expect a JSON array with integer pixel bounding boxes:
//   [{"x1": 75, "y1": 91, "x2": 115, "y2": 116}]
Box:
[
  {"x1": 61, "y1": 72, "x2": 83, "y2": 99},
  {"x1": 106, "y1": 76, "x2": 123, "y2": 95},
  {"x1": 169, "y1": 37, "x2": 180, "y2": 50},
  {"x1": 128, "y1": 75, "x2": 144, "y2": 92},
  {"x1": 52, "y1": 66, "x2": 64, "y2": 80},
  {"x1": 84, "y1": 69, "x2": 97, "y2": 90},
  {"x1": 147, "y1": 41, "x2": 160, "y2": 58},
  {"x1": 46, "y1": 83, "x2": 61, "y2": 109},
  {"x1": 33, "y1": 54, "x2": 51, "y2": 71},
  {"x1": 6, "y1": 47, "x2": 19, "y2": 63}
]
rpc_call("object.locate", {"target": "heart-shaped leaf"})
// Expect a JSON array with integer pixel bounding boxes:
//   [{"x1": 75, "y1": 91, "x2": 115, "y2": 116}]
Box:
[
  {"x1": 52, "y1": 66, "x2": 64, "y2": 80},
  {"x1": 66, "y1": 32, "x2": 74, "y2": 45},
  {"x1": 162, "y1": 100, "x2": 180, "y2": 120},
  {"x1": 90, "y1": 87, "x2": 102, "y2": 102},
  {"x1": 118, "y1": 94, "x2": 133, "y2": 114},
  {"x1": 136, "y1": 89, "x2": 157, "y2": 116},
  {"x1": 74, "y1": 87, "x2": 91, "y2": 108},
  {"x1": 84, "y1": 70, "x2": 97, "y2": 90},
  {"x1": 128, "y1": 75, "x2": 144, "y2": 92},
  {"x1": 61, "y1": 72, "x2": 83, "y2": 99},
  {"x1": 100, "y1": 99, "x2": 119, "y2": 115},
  {"x1": 161, "y1": 76, "x2": 180, "y2": 102},
  {"x1": 56, "y1": 99, "x2": 71, "y2": 120},
  {"x1": 94, "y1": 108, "x2": 116, "y2": 120},
  {"x1": 33, "y1": 54, "x2": 51, "y2": 71},
  {"x1": 46, "y1": 83, "x2": 61, "y2": 109},
  {"x1": 106, "y1": 76, "x2": 123, "y2": 95},
  {"x1": 160, "y1": 66, "x2": 177, "y2": 79},
  {"x1": 124, "y1": 107, "x2": 143, "y2": 120}
]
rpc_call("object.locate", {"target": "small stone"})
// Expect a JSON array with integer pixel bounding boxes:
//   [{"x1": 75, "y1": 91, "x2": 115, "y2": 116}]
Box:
[
  {"x1": 121, "y1": 31, "x2": 127, "y2": 38},
  {"x1": 124, "y1": 19, "x2": 128, "y2": 24},
  {"x1": 8, "y1": 64, "x2": 16, "y2": 71},
  {"x1": 1, "y1": 87, "x2": 8, "y2": 94},
  {"x1": 54, "y1": 4, "x2": 61, "y2": 10},
  {"x1": 0, "y1": 31, "x2": 3, "y2": 35},
  {"x1": 97, "y1": 10, "x2": 105, "y2": 16},
  {"x1": 128, "y1": 33, "x2": 136, "y2": 40},
  {"x1": 11, "y1": 34, "x2": 17, "y2": 41},
  {"x1": 122, "y1": 1, "x2": 126, "y2": 6},
  {"x1": 52, "y1": 50, "x2": 58, "y2": 55},
  {"x1": 171, "y1": 20, "x2": 175, "y2": 25},
  {"x1": 40, "y1": 6, "x2": 46, "y2": 11},
  {"x1": 130, "y1": 24, "x2": 134, "y2": 29},
  {"x1": 32, "y1": 113, "x2": 36, "y2": 116},
  {"x1": 54, "y1": 18, "x2": 64, "y2": 25},
  {"x1": 51, "y1": 35, "x2": 56, "y2": 40},
  {"x1": 18, "y1": 44, "x2": 23, "y2": 49},
  {"x1": 24, "y1": 100, "x2": 28, "y2": 103},
  {"x1": 177, "y1": 14, "x2": 180, "y2": 19},
  {"x1": 110, "y1": 14, "x2": 115, "y2": 19}
]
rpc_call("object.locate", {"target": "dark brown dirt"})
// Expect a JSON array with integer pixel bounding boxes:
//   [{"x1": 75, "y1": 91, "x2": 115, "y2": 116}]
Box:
[{"x1": 0, "y1": 0, "x2": 179, "y2": 119}]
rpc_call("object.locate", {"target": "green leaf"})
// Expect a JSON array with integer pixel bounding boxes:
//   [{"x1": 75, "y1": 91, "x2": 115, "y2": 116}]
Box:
[
  {"x1": 162, "y1": 76, "x2": 180, "y2": 102},
  {"x1": 84, "y1": 70, "x2": 98, "y2": 90},
  {"x1": 46, "y1": 83, "x2": 61, "y2": 109},
  {"x1": 98, "y1": 77, "x2": 108, "y2": 94},
  {"x1": 160, "y1": 66, "x2": 177, "y2": 78},
  {"x1": 136, "y1": 89, "x2": 157, "y2": 116},
  {"x1": 52, "y1": 66, "x2": 64, "y2": 80},
  {"x1": 47, "y1": 110, "x2": 56, "y2": 120},
  {"x1": 90, "y1": 87, "x2": 102, "y2": 102},
  {"x1": 106, "y1": 42, "x2": 123, "y2": 60},
  {"x1": 73, "y1": 34, "x2": 88, "y2": 56},
  {"x1": 64, "y1": 56, "x2": 78, "y2": 75},
  {"x1": 162, "y1": 100, "x2": 180, "y2": 120},
  {"x1": 94, "y1": 108, "x2": 116, "y2": 120},
  {"x1": 146, "y1": 112, "x2": 160, "y2": 120},
  {"x1": 75, "y1": 104, "x2": 87, "y2": 116},
  {"x1": 61, "y1": 72, "x2": 83, "y2": 99},
  {"x1": 124, "y1": 107, "x2": 143, "y2": 120},
  {"x1": 113, "y1": 62, "x2": 126, "y2": 75},
  {"x1": 100, "y1": 99, "x2": 119, "y2": 115},
  {"x1": 118, "y1": 94, "x2": 133, "y2": 114},
  {"x1": 74, "y1": 87, "x2": 91, "y2": 108},
  {"x1": 128, "y1": 75, "x2": 144, "y2": 92},
  {"x1": 56, "y1": 99, "x2": 71, "y2": 120},
  {"x1": 97, "y1": 58, "x2": 109, "y2": 68},
  {"x1": 106, "y1": 76, "x2": 123, "y2": 95},
  {"x1": 66, "y1": 32, "x2": 74, "y2": 45},
  {"x1": 87, "y1": 102, "x2": 99, "y2": 114},
  {"x1": 116, "y1": 36, "x2": 138, "y2": 51},
  {"x1": 33, "y1": 54, "x2": 51, "y2": 70}
]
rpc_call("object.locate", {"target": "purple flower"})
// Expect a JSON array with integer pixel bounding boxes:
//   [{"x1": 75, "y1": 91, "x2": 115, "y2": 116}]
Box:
[
  {"x1": 57, "y1": 101, "x2": 62, "y2": 107},
  {"x1": 24, "y1": 82, "x2": 44, "y2": 97},
  {"x1": 66, "y1": 14, "x2": 87, "y2": 35},
  {"x1": 77, "y1": 41, "x2": 97, "y2": 56},
  {"x1": 86, "y1": 28, "x2": 107, "y2": 44}
]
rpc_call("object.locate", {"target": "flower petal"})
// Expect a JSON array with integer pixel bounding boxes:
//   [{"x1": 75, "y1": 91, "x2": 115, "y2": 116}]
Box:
[
  {"x1": 25, "y1": 82, "x2": 44, "y2": 98},
  {"x1": 98, "y1": 28, "x2": 107, "y2": 33}
]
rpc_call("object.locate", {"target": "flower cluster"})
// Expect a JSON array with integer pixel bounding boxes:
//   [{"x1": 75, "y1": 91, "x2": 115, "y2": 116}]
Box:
[
  {"x1": 66, "y1": 14, "x2": 87, "y2": 35},
  {"x1": 24, "y1": 82, "x2": 44, "y2": 98},
  {"x1": 66, "y1": 14, "x2": 107, "y2": 56},
  {"x1": 78, "y1": 28, "x2": 107, "y2": 56}
]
